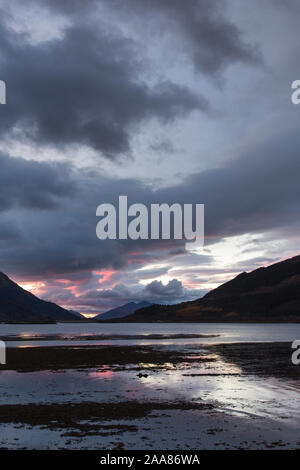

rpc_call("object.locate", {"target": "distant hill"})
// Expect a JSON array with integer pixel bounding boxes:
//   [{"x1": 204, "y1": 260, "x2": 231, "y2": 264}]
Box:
[
  {"x1": 118, "y1": 256, "x2": 300, "y2": 322},
  {"x1": 96, "y1": 301, "x2": 153, "y2": 321},
  {"x1": 0, "y1": 272, "x2": 80, "y2": 323}
]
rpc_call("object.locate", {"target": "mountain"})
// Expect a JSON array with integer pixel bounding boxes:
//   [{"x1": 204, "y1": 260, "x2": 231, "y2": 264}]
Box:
[
  {"x1": 96, "y1": 301, "x2": 153, "y2": 321},
  {"x1": 118, "y1": 256, "x2": 300, "y2": 322},
  {"x1": 0, "y1": 272, "x2": 80, "y2": 323},
  {"x1": 69, "y1": 310, "x2": 85, "y2": 319}
]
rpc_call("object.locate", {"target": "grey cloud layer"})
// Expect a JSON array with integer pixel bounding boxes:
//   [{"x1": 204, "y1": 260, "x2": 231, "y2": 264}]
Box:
[
  {"x1": 0, "y1": 127, "x2": 299, "y2": 280},
  {"x1": 0, "y1": 0, "x2": 260, "y2": 158},
  {"x1": 34, "y1": 0, "x2": 260, "y2": 74},
  {"x1": 113, "y1": 0, "x2": 260, "y2": 74},
  {"x1": 0, "y1": 154, "x2": 75, "y2": 210}
]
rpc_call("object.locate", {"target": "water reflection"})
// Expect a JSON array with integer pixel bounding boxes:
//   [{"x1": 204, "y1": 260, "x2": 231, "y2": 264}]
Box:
[
  {"x1": 89, "y1": 366, "x2": 115, "y2": 379},
  {"x1": 2, "y1": 322, "x2": 300, "y2": 348},
  {"x1": 0, "y1": 353, "x2": 299, "y2": 426}
]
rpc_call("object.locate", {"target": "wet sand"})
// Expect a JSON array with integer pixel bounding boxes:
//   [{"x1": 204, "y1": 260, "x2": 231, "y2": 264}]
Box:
[
  {"x1": 0, "y1": 342, "x2": 299, "y2": 449},
  {"x1": 212, "y1": 342, "x2": 300, "y2": 378},
  {"x1": 1, "y1": 344, "x2": 214, "y2": 372}
]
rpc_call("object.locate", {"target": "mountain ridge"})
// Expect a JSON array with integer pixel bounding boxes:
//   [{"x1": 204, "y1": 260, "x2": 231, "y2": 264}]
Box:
[
  {"x1": 0, "y1": 272, "x2": 80, "y2": 323},
  {"x1": 95, "y1": 301, "x2": 153, "y2": 321},
  {"x1": 116, "y1": 255, "x2": 300, "y2": 322}
]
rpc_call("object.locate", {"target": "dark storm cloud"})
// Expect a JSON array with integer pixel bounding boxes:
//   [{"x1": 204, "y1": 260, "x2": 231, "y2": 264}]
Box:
[
  {"x1": 0, "y1": 155, "x2": 162, "y2": 278},
  {"x1": 0, "y1": 17, "x2": 206, "y2": 157},
  {"x1": 37, "y1": 0, "x2": 260, "y2": 76},
  {"x1": 109, "y1": 0, "x2": 260, "y2": 75},
  {"x1": 0, "y1": 153, "x2": 75, "y2": 210}
]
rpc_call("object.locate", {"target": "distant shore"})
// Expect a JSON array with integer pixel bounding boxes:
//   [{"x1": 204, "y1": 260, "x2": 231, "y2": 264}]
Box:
[{"x1": 2, "y1": 319, "x2": 300, "y2": 325}]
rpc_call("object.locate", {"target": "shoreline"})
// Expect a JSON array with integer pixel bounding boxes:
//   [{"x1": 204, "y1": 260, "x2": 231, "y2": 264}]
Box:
[
  {"x1": 2, "y1": 320, "x2": 300, "y2": 324},
  {"x1": 0, "y1": 342, "x2": 298, "y2": 376}
]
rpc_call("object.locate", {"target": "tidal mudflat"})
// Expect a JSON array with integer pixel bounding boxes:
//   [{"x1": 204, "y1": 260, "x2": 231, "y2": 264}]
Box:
[{"x1": 0, "y1": 337, "x2": 300, "y2": 449}]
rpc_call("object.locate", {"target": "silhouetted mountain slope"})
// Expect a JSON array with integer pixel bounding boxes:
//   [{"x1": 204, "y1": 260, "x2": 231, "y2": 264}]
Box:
[
  {"x1": 0, "y1": 272, "x2": 80, "y2": 323},
  {"x1": 119, "y1": 256, "x2": 300, "y2": 322},
  {"x1": 69, "y1": 310, "x2": 85, "y2": 319},
  {"x1": 96, "y1": 301, "x2": 153, "y2": 321}
]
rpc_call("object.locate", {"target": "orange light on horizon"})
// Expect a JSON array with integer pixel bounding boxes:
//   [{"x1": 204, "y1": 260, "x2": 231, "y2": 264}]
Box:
[{"x1": 82, "y1": 313, "x2": 99, "y2": 319}]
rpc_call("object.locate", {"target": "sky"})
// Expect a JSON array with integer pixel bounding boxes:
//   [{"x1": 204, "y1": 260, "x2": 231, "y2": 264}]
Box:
[{"x1": 0, "y1": 0, "x2": 300, "y2": 317}]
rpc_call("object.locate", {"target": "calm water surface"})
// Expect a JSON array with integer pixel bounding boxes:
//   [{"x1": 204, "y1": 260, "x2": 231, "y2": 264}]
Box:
[{"x1": 1, "y1": 322, "x2": 300, "y2": 347}]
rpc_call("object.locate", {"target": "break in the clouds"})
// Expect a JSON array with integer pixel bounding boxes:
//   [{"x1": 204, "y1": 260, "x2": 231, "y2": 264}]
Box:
[
  {"x1": 41, "y1": 277, "x2": 206, "y2": 316},
  {"x1": 0, "y1": 0, "x2": 299, "y2": 314}
]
